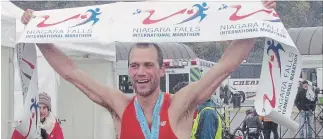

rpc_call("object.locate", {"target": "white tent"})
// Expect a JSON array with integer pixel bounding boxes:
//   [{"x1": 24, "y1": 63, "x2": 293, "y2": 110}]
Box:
[
  {"x1": 1, "y1": 1, "x2": 25, "y2": 138},
  {"x1": 1, "y1": 1, "x2": 24, "y2": 47},
  {"x1": 2, "y1": 0, "x2": 116, "y2": 118}
]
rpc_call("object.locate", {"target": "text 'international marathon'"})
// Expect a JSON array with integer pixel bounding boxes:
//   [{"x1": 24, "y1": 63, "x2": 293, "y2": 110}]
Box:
[
  {"x1": 25, "y1": 34, "x2": 92, "y2": 38},
  {"x1": 277, "y1": 53, "x2": 298, "y2": 115},
  {"x1": 219, "y1": 23, "x2": 287, "y2": 38},
  {"x1": 132, "y1": 32, "x2": 200, "y2": 37},
  {"x1": 219, "y1": 28, "x2": 286, "y2": 38}
]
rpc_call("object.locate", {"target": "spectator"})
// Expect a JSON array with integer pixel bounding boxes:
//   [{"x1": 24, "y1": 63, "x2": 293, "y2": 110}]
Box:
[
  {"x1": 191, "y1": 99, "x2": 222, "y2": 139},
  {"x1": 294, "y1": 80, "x2": 317, "y2": 138},
  {"x1": 259, "y1": 116, "x2": 278, "y2": 139},
  {"x1": 176, "y1": 82, "x2": 223, "y2": 139},
  {"x1": 242, "y1": 108, "x2": 263, "y2": 139},
  {"x1": 220, "y1": 84, "x2": 231, "y2": 105},
  {"x1": 12, "y1": 92, "x2": 64, "y2": 139}
]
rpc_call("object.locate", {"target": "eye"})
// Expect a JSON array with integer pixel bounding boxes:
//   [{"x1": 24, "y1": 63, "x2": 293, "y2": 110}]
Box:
[
  {"x1": 130, "y1": 63, "x2": 138, "y2": 68},
  {"x1": 145, "y1": 63, "x2": 154, "y2": 68}
]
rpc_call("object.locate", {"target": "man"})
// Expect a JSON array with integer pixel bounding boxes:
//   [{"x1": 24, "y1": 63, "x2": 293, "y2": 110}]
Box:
[
  {"x1": 220, "y1": 84, "x2": 230, "y2": 105},
  {"x1": 21, "y1": 1, "x2": 276, "y2": 138},
  {"x1": 294, "y1": 80, "x2": 317, "y2": 138},
  {"x1": 12, "y1": 92, "x2": 64, "y2": 139},
  {"x1": 242, "y1": 108, "x2": 263, "y2": 139},
  {"x1": 191, "y1": 99, "x2": 222, "y2": 139},
  {"x1": 259, "y1": 116, "x2": 278, "y2": 139}
]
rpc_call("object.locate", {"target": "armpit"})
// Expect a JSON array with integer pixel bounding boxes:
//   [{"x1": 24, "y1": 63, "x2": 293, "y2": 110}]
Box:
[{"x1": 179, "y1": 103, "x2": 196, "y2": 121}]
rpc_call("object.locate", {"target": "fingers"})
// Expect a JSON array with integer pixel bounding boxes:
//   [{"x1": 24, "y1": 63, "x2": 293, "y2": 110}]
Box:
[
  {"x1": 266, "y1": 2, "x2": 276, "y2": 9},
  {"x1": 21, "y1": 16, "x2": 27, "y2": 24},
  {"x1": 263, "y1": 0, "x2": 276, "y2": 9},
  {"x1": 21, "y1": 15, "x2": 31, "y2": 25},
  {"x1": 21, "y1": 9, "x2": 34, "y2": 25}
]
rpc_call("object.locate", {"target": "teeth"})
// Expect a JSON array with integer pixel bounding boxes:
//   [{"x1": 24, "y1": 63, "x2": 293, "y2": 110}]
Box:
[{"x1": 137, "y1": 80, "x2": 149, "y2": 83}]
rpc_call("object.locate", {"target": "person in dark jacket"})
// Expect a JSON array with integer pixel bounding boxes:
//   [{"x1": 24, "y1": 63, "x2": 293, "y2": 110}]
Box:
[
  {"x1": 242, "y1": 108, "x2": 263, "y2": 139},
  {"x1": 294, "y1": 80, "x2": 316, "y2": 138},
  {"x1": 220, "y1": 85, "x2": 231, "y2": 105},
  {"x1": 259, "y1": 116, "x2": 278, "y2": 139}
]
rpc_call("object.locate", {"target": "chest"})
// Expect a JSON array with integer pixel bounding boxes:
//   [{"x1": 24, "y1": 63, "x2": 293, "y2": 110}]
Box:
[
  {"x1": 119, "y1": 96, "x2": 180, "y2": 139},
  {"x1": 120, "y1": 110, "x2": 175, "y2": 138}
]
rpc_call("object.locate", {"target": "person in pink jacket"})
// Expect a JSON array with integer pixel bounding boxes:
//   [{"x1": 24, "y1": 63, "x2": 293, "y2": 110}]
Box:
[{"x1": 12, "y1": 92, "x2": 64, "y2": 139}]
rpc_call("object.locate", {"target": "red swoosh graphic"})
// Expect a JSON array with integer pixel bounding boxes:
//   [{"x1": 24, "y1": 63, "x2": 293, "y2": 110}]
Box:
[
  {"x1": 23, "y1": 118, "x2": 33, "y2": 138},
  {"x1": 263, "y1": 62, "x2": 276, "y2": 108},
  {"x1": 22, "y1": 58, "x2": 35, "y2": 69},
  {"x1": 143, "y1": 9, "x2": 187, "y2": 24},
  {"x1": 37, "y1": 14, "x2": 81, "y2": 27},
  {"x1": 230, "y1": 5, "x2": 278, "y2": 21}
]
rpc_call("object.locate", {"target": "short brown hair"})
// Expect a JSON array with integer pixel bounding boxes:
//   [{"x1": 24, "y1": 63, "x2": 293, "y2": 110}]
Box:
[{"x1": 128, "y1": 43, "x2": 164, "y2": 68}]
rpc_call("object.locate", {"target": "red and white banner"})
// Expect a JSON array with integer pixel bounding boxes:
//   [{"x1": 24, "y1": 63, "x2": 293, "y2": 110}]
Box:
[
  {"x1": 16, "y1": 1, "x2": 301, "y2": 131},
  {"x1": 254, "y1": 38, "x2": 301, "y2": 131},
  {"x1": 13, "y1": 43, "x2": 41, "y2": 138}
]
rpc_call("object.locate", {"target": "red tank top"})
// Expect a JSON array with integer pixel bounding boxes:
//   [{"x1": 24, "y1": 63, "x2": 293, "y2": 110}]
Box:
[{"x1": 119, "y1": 93, "x2": 178, "y2": 139}]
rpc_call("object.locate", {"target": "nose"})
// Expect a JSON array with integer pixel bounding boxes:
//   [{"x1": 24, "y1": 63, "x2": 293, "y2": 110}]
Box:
[{"x1": 137, "y1": 66, "x2": 146, "y2": 76}]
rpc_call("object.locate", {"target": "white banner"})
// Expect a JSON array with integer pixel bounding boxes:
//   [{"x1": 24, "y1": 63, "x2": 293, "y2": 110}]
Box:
[
  {"x1": 13, "y1": 43, "x2": 41, "y2": 138},
  {"x1": 16, "y1": 1, "x2": 301, "y2": 131},
  {"x1": 254, "y1": 38, "x2": 301, "y2": 131}
]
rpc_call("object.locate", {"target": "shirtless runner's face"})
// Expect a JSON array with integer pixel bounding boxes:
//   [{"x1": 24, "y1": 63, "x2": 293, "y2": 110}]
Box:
[{"x1": 128, "y1": 44, "x2": 165, "y2": 97}]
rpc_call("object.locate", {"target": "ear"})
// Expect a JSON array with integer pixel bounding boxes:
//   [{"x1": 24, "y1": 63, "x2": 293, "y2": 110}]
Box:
[{"x1": 159, "y1": 63, "x2": 166, "y2": 77}]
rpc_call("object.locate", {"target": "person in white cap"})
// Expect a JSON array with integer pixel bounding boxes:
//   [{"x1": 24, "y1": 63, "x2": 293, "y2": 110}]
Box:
[{"x1": 11, "y1": 92, "x2": 64, "y2": 139}]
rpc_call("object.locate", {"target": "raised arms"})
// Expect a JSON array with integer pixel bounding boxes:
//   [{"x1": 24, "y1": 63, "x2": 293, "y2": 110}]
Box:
[{"x1": 21, "y1": 10, "x2": 128, "y2": 117}]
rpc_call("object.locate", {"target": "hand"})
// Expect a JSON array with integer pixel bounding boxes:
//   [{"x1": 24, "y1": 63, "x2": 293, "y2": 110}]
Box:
[
  {"x1": 263, "y1": 0, "x2": 276, "y2": 9},
  {"x1": 21, "y1": 9, "x2": 34, "y2": 25}
]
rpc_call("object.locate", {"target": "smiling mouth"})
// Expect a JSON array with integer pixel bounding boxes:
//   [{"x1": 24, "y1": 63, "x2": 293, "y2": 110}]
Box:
[{"x1": 137, "y1": 80, "x2": 149, "y2": 84}]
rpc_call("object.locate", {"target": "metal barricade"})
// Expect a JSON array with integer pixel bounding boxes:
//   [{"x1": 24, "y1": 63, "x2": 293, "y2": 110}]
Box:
[
  {"x1": 279, "y1": 104, "x2": 323, "y2": 139},
  {"x1": 213, "y1": 104, "x2": 323, "y2": 139},
  {"x1": 215, "y1": 105, "x2": 254, "y2": 132}
]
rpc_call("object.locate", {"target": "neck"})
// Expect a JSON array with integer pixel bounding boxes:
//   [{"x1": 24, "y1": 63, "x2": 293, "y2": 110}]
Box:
[{"x1": 136, "y1": 90, "x2": 161, "y2": 113}]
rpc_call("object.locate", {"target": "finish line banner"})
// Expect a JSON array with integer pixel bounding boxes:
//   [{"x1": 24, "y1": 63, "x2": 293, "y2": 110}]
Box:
[{"x1": 16, "y1": 1, "x2": 301, "y2": 133}]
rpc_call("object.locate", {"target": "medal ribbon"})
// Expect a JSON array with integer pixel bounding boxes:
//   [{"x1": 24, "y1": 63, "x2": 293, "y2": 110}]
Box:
[{"x1": 134, "y1": 92, "x2": 164, "y2": 139}]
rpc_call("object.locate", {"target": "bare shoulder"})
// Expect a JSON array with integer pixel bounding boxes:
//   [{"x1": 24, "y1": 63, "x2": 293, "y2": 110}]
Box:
[{"x1": 107, "y1": 92, "x2": 133, "y2": 118}]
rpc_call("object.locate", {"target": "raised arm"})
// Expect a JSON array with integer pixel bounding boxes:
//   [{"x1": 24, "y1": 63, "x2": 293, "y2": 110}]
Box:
[
  {"x1": 170, "y1": 39, "x2": 255, "y2": 117},
  {"x1": 37, "y1": 44, "x2": 128, "y2": 114},
  {"x1": 21, "y1": 9, "x2": 128, "y2": 117},
  {"x1": 191, "y1": 39, "x2": 256, "y2": 104},
  {"x1": 170, "y1": 0, "x2": 277, "y2": 122}
]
